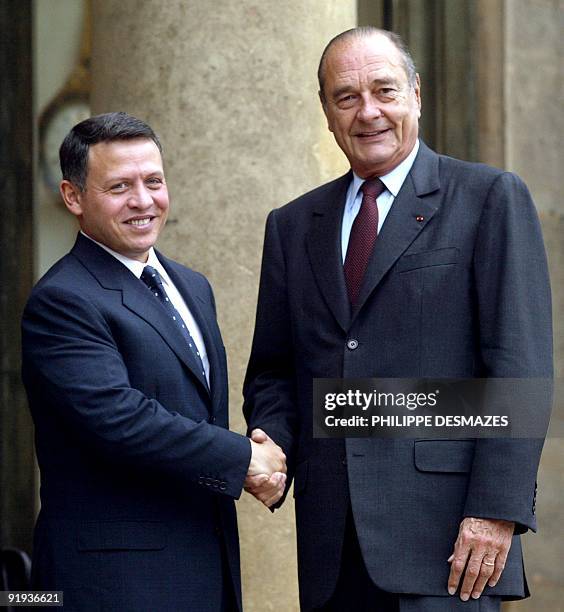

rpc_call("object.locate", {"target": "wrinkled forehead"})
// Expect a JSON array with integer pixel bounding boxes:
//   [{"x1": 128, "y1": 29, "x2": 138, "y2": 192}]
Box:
[{"x1": 324, "y1": 34, "x2": 407, "y2": 85}]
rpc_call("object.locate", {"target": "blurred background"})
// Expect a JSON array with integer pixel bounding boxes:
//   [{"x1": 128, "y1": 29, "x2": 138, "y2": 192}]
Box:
[{"x1": 1, "y1": 1, "x2": 562, "y2": 609}]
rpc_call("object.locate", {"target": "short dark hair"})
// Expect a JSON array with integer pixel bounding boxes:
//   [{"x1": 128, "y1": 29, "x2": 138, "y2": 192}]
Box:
[
  {"x1": 318, "y1": 27, "x2": 417, "y2": 104},
  {"x1": 59, "y1": 111, "x2": 162, "y2": 191}
]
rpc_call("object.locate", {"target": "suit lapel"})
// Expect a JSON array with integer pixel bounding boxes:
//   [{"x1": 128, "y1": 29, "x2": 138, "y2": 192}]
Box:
[
  {"x1": 71, "y1": 235, "x2": 210, "y2": 395},
  {"x1": 159, "y1": 257, "x2": 223, "y2": 410},
  {"x1": 352, "y1": 142, "x2": 442, "y2": 319},
  {"x1": 306, "y1": 172, "x2": 352, "y2": 332},
  {"x1": 122, "y1": 276, "x2": 211, "y2": 394}
]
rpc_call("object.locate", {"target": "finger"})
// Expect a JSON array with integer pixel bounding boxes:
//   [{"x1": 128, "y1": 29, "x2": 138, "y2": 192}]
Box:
[
  {"x1": 470, "y1": 557, "x2": 496, "y2": 600},
  {"x1": 263, "y1": 489, "x2": 283, "y2": 507},
  {"x1": 253, "y1": 486, "x2": 278, "y2": 504},
  {"x1": 251, "y1": 472, "x2": 284, "y2": 496},
  {"x1": 262, "y1": 484, "x2": 284, "y2": 507},
  {"x1": 244, "y1": 473, "x2": 269, "y2": 491},
  {"x1": 268, "y1": 448, "x2": 286, "y2": 474},
  {"x1": 488, "y1": 547, "x2": 509, "y2": 587},
  {"x1": 254, "y1": 474, "x2": 284, "y2": 504},
  {"x1": 250, "y1": 428, "x2": 268, "y2": 443},
  {"x1": 264, "y1": 472, "x2": 286, "y2": 494},
  {"x1": 459, "y1": 551, "x2": 485, "y2": 601},
  {"x1": 447, "y1": 541, "x2": 470, "y2": 595},
  {"x1": 276, "y1": 472, "x2": 287, "y2": 491},
  {"x1": 262, "y1": 475, "x2": 286, "y2": 507}
]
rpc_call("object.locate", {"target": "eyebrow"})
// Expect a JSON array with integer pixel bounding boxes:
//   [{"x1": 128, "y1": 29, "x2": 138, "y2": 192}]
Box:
[
  {"x1": 105, "y1": 170, "x2": 164, "y2": 183},
  {"x1": 331, "y1": 77, "x2": 400, "y2": 100}
]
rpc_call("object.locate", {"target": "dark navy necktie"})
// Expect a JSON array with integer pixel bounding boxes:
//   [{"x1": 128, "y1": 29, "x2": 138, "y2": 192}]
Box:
[
  {"x1": 344, "y1": 178, "x2": 386, "y2": 305},
  {"x1": 140, "y1": 265, "x2": 208, "y2": 385}
]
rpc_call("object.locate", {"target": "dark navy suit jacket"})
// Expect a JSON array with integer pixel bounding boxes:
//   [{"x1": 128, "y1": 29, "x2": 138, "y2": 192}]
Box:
[
  {"x1": 243, "y1": 142, "x2": 553, "y2": 609},
  {"x1": 22, "y1": 234, "x2": 251, "y2": 611}
]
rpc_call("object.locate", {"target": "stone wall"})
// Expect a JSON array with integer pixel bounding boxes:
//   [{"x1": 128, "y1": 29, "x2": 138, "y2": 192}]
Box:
[{"x1": 504, "y1": 0, "x2": 563, "y2": 609}]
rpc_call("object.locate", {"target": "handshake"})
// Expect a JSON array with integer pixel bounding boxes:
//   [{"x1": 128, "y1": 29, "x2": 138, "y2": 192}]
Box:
[{"x1": 244, "y1": 429, "x2": 287, "y2": 508}]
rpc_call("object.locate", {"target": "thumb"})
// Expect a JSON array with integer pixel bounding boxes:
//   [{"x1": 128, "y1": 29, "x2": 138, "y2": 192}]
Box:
[{"x1": 251, "y1": 428, "x2": 268, "y2": 443}]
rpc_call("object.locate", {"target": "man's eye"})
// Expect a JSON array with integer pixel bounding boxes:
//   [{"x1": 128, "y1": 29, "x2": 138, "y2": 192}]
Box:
[
  {"x1": 146, "y1": 178, "x2": 163, "y2": 188},
  {"x1": 336, "y1": 95, "x2": 357, "y2": 108},
  {"x1": 110, "y1": 183, "x2": 128, "y2": 192}
]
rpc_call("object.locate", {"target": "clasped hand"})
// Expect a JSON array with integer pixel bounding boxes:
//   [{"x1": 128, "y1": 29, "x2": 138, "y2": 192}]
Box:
[{"x1": 245, "y1": 429, "x2": 287, "y2": 508}]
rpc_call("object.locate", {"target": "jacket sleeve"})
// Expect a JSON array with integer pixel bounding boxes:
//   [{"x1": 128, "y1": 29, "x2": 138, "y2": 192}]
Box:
[
  {"x1": 243, "y1": 210, "x2": 299, "y2": 491},
  {"x1": 463, "y1": 171, "x2": 553, "y2": 532},
  {"x1": 22, "y1": 283, "x2": 251, "y2": 499}
]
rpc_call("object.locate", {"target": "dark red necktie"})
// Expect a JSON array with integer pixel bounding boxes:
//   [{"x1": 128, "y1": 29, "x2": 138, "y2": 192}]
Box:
[{"x1": 344, "y1": 178, "x2": 385, "y2": 305}]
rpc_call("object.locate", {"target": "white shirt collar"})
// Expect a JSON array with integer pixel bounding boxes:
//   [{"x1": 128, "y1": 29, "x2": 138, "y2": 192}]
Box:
[
  {"x1": 347, "y1": 139, "x2": 420, "y2": 209},
  {"x1": 80, "y1": 231, "x2": 168, "y2": 283}
]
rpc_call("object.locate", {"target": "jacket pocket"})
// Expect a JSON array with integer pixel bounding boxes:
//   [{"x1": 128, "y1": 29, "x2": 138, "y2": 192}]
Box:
[
  {"x1": 414, "y1": 439, "x2": 475, "y2": 473},
  {"x1": 397, "y1": 247, "x2": 459, "y2": 272},
  {"x1": 77, "y1": 521, "x2": 167, "y2": 551}
]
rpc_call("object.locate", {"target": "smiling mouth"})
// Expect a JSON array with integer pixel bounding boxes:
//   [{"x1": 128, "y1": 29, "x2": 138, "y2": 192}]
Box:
[
  {"x1": 126, "y1": 217, "x2": 154, "y2": 226},
  {"x1": 357, "y1": 128, "x2": 390, "y2": 138}
]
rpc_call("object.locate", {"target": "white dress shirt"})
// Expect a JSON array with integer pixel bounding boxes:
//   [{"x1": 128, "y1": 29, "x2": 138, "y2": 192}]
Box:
[
  {"x1": 81, "y1": 232, "x2": 210, "y2": 385},
  {"x1": 341, "y1": 139, "x2": 420, "y2": 263}
]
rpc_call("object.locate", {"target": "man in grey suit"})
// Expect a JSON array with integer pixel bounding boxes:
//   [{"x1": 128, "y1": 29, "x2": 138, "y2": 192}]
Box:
[{"x1": 243, "y1": 28, "x2": 552, "y2": 611}]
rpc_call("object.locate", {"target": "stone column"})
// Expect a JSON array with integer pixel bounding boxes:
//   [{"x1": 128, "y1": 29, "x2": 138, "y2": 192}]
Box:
[
  {"x1": 0, "y1": 0, "x2": 36, "y2": 555},
  {"x1": 504, "y1": 1, "x2": 564, "y2": 609},
  {"x1": 91, "y1": 2, "x2": 354, "y2": 609}
]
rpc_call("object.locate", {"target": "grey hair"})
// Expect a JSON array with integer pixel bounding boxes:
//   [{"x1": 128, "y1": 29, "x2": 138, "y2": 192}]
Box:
[{"x1": 318, "y1": 27, "x2": 417, "y2": 103}]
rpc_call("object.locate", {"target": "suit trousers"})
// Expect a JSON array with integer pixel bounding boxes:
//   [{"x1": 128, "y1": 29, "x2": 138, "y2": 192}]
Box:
[
  {"x1": 219, "y1": 539, "x2": 238, "y2": 612},
  {"x1": 311, "y1": 506, "x2": 501, "y2": 612},
  {"x1": 215, "y1": 501, "x2": 238, "y2": 612}
]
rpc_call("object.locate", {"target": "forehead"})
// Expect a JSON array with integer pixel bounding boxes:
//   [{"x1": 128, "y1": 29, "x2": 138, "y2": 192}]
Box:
[
  {"x1": 324, "y1": 34, "x2": 407, "y2": 88},
  {"x1": 87, "y1": 138, "x2": 163, "y2": 176}
]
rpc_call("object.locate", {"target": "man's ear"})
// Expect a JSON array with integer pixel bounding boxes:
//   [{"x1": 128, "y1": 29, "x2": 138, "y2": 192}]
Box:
[
  {"x1": 319, "y1": 90, "x2": 333, "y2": 133},
  {"x1": 414, "y1": 73, "x2": 422, "y2": 117},
  {"x1": 60, "y1": 180, "x2": 83, "y2": 217}
]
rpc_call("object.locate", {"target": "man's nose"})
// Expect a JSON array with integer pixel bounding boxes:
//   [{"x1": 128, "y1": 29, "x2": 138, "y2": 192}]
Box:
[
  {"x1": 357, "y1": 96, "x2": 383, "y2": 121},
  {"x1": 128, "y1": 183, "x2": 153, "y2": 208}
]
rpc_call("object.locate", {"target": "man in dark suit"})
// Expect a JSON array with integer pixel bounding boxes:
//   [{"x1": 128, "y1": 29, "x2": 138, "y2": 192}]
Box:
[
  {"x1": 243, "y1": 28, "x2": 552, "y2": 611},
  {"x1": 22, "y1": 112, "x2": 286, "y2": 611}
]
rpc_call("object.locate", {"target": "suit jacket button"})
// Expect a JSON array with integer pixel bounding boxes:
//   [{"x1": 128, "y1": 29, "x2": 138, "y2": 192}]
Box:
[
  {"x1": 198, "y1": 476, "x2": 204, "y2": 485},
  {"x1": 347, "y1": 339, "x2": 359, "y2": 350},
  {"x1": 208, "y1": 415, "x2": 216, "y2": 423},
  {"x1": 219, "y1": 483, "x2": 227, "y2": 491}
]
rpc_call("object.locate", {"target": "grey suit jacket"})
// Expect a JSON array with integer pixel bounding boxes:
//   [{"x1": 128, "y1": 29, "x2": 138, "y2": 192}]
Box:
[{"x1": 243, "y1": 142, "x2": 553, "y2": 609}]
